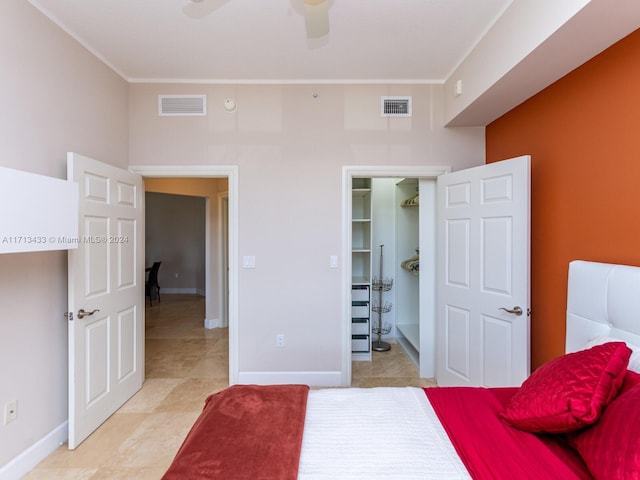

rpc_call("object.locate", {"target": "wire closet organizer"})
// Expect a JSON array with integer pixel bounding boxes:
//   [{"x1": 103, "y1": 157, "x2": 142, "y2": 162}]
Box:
[{"x1": 372, "y1": 244, "x2": 393, "y2": 352}]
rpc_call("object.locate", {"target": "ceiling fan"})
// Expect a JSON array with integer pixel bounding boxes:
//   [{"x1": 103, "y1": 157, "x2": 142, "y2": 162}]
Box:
[
  {"x1": 187, "y1": 0, "x2": 331, "y2": 39},
  {"x1": 302, "y1": 0, "x2": 330, "y2": 39}
]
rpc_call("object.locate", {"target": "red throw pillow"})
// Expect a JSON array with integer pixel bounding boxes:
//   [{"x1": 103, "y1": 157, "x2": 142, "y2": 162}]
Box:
[
  {"x1": 619, "y1": 369, "x2": 640, "y2": 394},
  {"x1": 569, "y1": 383, "x2": 640, "y2": 479},
  {"x1": 500, "y1": 342, "x2": 631, "y2": 433}
]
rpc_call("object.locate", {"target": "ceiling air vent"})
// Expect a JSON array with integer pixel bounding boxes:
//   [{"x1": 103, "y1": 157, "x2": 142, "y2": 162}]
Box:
[
  {"x1": 381, "y1": 96, "x2": 412, "y2": 117},
  {"x1": 158, "y1": 95, "x2": 207, "y2": 116}
]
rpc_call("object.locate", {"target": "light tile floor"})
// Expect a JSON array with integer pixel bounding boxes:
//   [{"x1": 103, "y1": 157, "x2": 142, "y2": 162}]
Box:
[{"x1": 25, "y1": 294, "x2": 434, "y2": 479}]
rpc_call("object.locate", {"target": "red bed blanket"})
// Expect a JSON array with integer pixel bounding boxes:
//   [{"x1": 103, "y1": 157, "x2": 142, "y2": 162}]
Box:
[
  {"x1": 425, "y1": 387, "x2": 592, "y2": 480},
  {"x1": 162, "y1": 384, "x2": 309, "y2": 480}
]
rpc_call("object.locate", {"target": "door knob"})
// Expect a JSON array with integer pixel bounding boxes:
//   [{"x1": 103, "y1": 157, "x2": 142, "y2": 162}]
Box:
[
  {"x1": 77, "y1": 308, "x2": 100, "y2": 319},
  {"x1": 499, "y1": 306, "x2": 523, "y2": 316}
]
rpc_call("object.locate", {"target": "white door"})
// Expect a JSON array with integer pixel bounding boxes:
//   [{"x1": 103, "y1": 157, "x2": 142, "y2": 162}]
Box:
[
  {"x1": 67, "y1": 152, "x2": 144, "y2": 449},
  {"x1": 436, "y1": 156, "x2": 530, "y2": 387}
]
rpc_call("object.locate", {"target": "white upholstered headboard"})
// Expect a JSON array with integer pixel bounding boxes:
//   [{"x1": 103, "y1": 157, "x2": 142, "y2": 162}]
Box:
[{"x1": 566, "y1": 261, "x2": 640, "y2": 358}]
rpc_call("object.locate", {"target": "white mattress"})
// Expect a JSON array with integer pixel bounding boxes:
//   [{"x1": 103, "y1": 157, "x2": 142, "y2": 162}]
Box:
[{"x1": 297, "y1": 387, "x2": 471, "y2": 479}]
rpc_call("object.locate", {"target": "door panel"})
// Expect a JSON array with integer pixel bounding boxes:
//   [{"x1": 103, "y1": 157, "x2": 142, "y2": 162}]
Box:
[
  {"x1": 85, "y1": 217, "x2": 109, "y2": 296},
  {"x1": 482, "y1": 217, "x2": 511, "y2": 294},
  {"x1": 437, "y1": 156, "x2": 530, "y2": 387},
  {"x1": 118, "y1": 219, "x2": 136, "y2": 288},
  {"x1": 68, "y1": 152, "x2": 143, "y2": 449},
  {"x1": 118, "y1": 308, "x2": 137, "y2": 381},
  {"x1": 446, "y1": 219, "x2": 470, "y2": 287},
  {"x1": 445, "y1": 306, "x2": 470, "y2": 381},
  {"x1": 482, "y1": 314, "x2": 512, "y2": 386}
]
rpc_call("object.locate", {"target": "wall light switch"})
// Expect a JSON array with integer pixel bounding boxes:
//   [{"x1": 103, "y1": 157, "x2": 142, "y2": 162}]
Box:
[
  {"x1": 330, "y1": 255, "x2": 338, "y2": 268},
  {"x1": 242, "y1": 256, "x2": 256, "y2": 269}
]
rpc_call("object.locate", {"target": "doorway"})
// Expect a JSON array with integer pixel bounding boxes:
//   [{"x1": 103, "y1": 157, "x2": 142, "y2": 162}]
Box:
[
  {"x1": 345, "y1": 158, "x2": 531, "y2": 388},
  {"x1": 129, "y1": 165, "x2": 239, "y2": 384},
  {"x1": 342, "y1": 166, "x2": 450, "y2": 386}
]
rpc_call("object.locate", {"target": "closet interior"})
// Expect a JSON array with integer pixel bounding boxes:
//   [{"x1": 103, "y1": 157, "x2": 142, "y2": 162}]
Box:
[
  {"x1": 394, "y1": 178, "x2": 421, "y2": 365},
  {"x1": 351, "y1": 177, "x2": 429, "y2": 371}
]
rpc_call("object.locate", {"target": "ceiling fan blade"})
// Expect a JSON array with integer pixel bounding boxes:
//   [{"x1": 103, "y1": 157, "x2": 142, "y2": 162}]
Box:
[{"x1": 303, "y1": 0, "x2": 330, "y2": 38}]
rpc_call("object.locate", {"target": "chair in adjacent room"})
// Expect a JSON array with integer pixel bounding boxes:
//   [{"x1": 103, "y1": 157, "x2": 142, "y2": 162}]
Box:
[{"x1": 145, "y1": 261, "x2": 162, "y2": 306}]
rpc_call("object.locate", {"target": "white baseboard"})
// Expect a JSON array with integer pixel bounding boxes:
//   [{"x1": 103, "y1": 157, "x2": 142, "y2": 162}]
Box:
[
  {"x1": 0, "y1": 421, "x2": 67, "y2": 480},
  {"x1": 238, "y1": 371, "x2": 343, "y2": 387},
  {"x1": 204, "y1": 317, "x2": 220, "y2": 329},
  {"x1": 160, "y1": 287, "x2": 198, "y2": 294}
]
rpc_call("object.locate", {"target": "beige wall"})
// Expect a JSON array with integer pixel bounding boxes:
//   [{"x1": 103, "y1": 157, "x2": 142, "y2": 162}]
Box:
[
  {"x1": 1, "y1": 5, "x2": 485, "y2": 470},
  {"x1": 145, "y1": 192, "x2": 206, "y2": 292},
  {"x1": 145, "y1": 177, "x2": 228, "y2": 323},
  {"x1": 130, "y1": 83, "x2": 485, "y2": 376},
  {"x1": 0, "y1": 0, "x2": 129, "y2": 470}
]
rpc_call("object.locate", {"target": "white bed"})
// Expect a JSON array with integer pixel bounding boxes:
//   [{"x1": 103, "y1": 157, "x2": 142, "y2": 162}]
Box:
[
  {"x1": 163, "y1": 260, "x2": 640, "y2": 480},
  {"x1": 298, "y1": 386, "x2": 470, "y2": 479},
  {"x1": 295, "y1": 260, "x2": 640, "y2": 479},
  {"x1": 565, "y1": 260, "x2": 640, "y2": 370}
]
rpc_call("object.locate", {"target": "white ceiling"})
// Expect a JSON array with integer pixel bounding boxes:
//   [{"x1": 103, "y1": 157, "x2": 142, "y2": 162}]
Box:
[{"x1": 28, "y1": 0, "x2": 513, "y2": 83}]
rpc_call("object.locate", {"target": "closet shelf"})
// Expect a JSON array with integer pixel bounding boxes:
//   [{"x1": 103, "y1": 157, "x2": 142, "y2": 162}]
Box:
[{"x1": 351, "y1": 177, "x2": 372, "y2": 360}]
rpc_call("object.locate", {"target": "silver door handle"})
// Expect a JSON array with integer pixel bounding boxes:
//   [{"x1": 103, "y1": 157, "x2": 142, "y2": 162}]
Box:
[
  {"x1": 500, "y1": 306, "x2": 523, "y2": 316},
  {"x1": 77, "y1": 309, "x2": 100, "y2": 319}
]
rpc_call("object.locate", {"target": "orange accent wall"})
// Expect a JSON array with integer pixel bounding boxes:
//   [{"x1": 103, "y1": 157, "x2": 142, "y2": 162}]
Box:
[{"x1": 486, "y1": 28, "x2": 640, "y2": 370}]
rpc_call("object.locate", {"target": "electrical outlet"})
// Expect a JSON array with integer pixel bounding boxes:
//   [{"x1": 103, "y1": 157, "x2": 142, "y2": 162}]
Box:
[
  {"x1": 276, "y1": 334, "x2": 285, "y2": 347},
  {"x1": 4, "y1": 400, "x2": 17, "y2": 424},
  {"x1": 175, "y1": 273, "x2": 179, "y2": 279}
]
